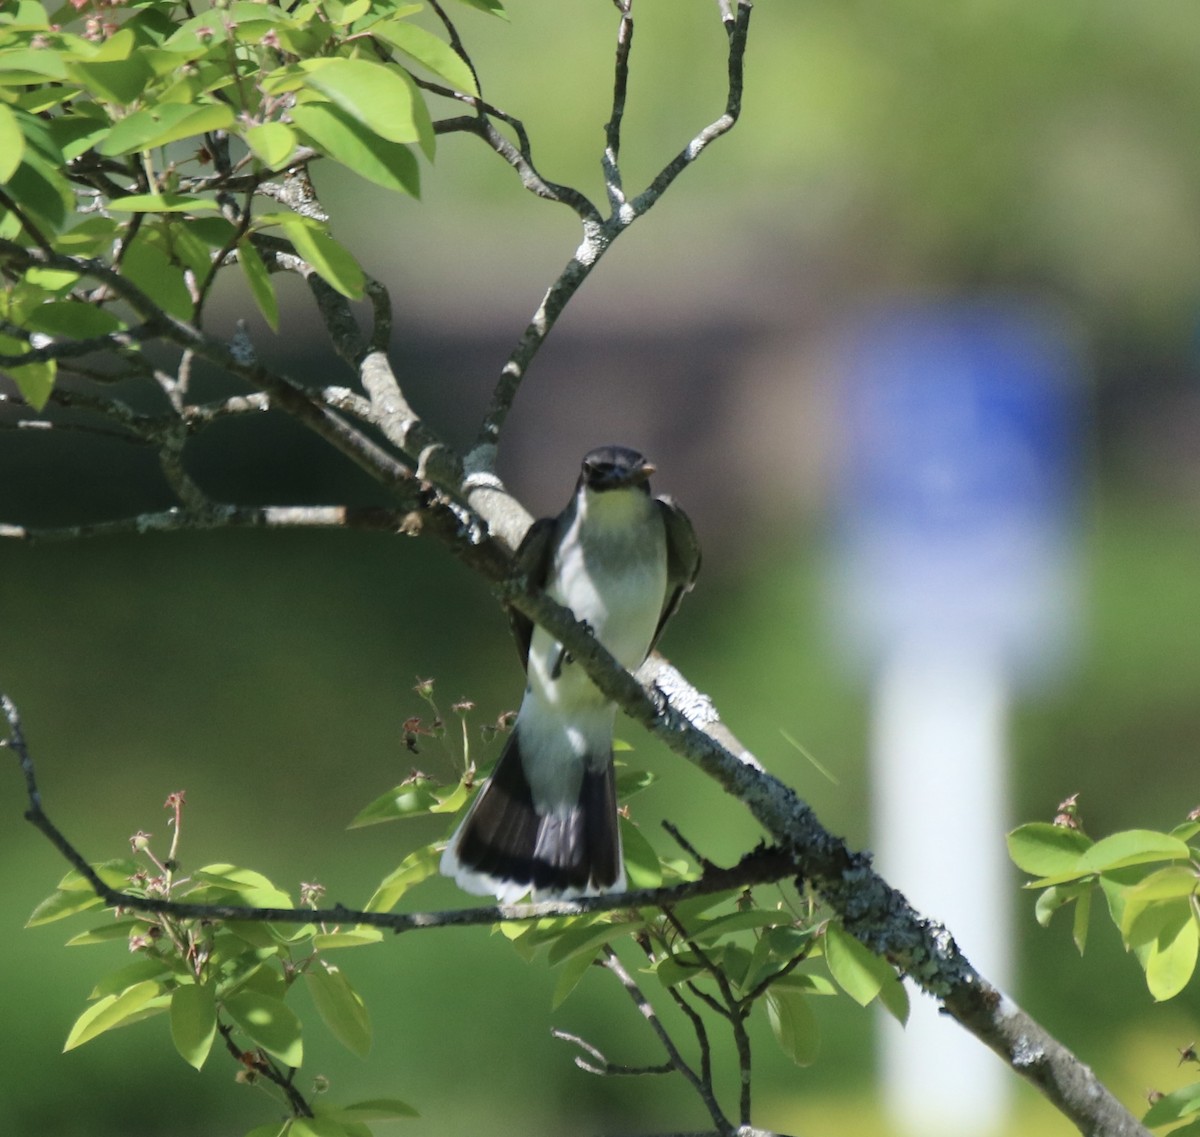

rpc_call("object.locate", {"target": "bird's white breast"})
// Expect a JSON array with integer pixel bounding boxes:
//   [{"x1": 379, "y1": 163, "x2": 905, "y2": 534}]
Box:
[{"x1": 526, "y1": 486, "x2": 667, "y2": 711}]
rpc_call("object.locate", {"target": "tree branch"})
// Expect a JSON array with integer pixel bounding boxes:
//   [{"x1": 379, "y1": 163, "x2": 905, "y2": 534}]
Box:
[
  {"x1": 0, "y1": 505, "x2": 412, "y2": 544},
  {"x1": 482, "y1": 589, "x2": 1151, "y2": 1137},
  {"x1": 3, "y1": 534, "x2": 1154, "y2": 1137},
  {"x1": 467, "y1": 0, "x2": 754, "y2": 468}
]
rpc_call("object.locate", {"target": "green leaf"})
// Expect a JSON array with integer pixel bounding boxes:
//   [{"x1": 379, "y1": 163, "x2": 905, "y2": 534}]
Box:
[
  {"x1": 312, "y1": 926, "x2": 385, "y2": 950},
  {"x1": 614, "y1": 765, "x2": 654, "y2": 799},
  {"x1": 1072, "y1": 886, "x2": 1092, "y2": 955},
  {"x1": 320, "y1": 0, "x2": 372, "y2": 25},
  {"x1": 276, "y1": 215, "x2": 364, "y2": 299},
  {"x1": 243, "y1": 1125, "x2": 289, "y2": 1137},
  {"x1": 1097, "y1": 865, "x2": 1146, "y2": 934},
  {"x1": 0, "y1": 0, "x2": 51, "y2": 26},
  {"x1": 28, "y1": 887, "x2": 105, "y2": 927},
  {"x1": 1118, "y1": 868, "x2": 1195, "y2": 911},
  {"x1": 107, "y1": 194, "x2": 221, "y2": 214},
  {"x1": 5, "y1": 153, "x2": 69, "y2": 232},
  {"x1": 546, "y1": 916, "x2": 641, "y2": 968},
  {"x1": 765, "y1": 988, "x2": 819, "y2": 1067},
  {"x1": 0, "y1": 48, "x2": 67, "y2": 87},
  {"x1": 668, "y1": 892, "x2": 740, "y2": 926},
  {"x1": 742, "y1": 927, "x2": 789, "y2": 993},
  {"x1": 1144, "y1": 1081, "x2": 1200, "y2": 1126},
  {"x1": 236, "y1": 240, "x2": 279, "y2": 331},
  {"x1": 336, "y1": 1099, "x2": 420, "y2": 1121},
  {"x1": 226, "y1": 960, "x2": 288, "y2": 1002},
  {"x1": 1033, "y1": 880, "x2": 1091, "y2": 930},
  {"x1": 291, "y1": 1120, "x2": 352, "y2": 1137},
  {"x1": 48, "y1": 114, "x2": 112, "y2": 161},
  {"x1": 619, "y1": 818, "x2": 661, "y2": 889},
  {"x1": 194, "y1": 865, "x2": 293, "y2": 909},
  {"x1": 222, "y1": 990, "x2": 303, "y2": 1067},
  {"x1": 363, "y1": 845, "x2": 441, "y2": 914},
  {"x1": 428, "y1": 778, "x2": 471, "y2": 814},
  {"x1": 825, "y1": 923, "x2": 896, "y2": 1007},
  {"x1": 171, "y1": 983, "x2": 217, "y2": 1070},
  {"x1": 98, "y1": 103, "x2": 235, "y2": 157},
  {"x1": 654, "y1": 950, "x2": 705, "y2": 989},
  {"x1": 305, "y1": 967, "x2": 372, "y2": 1058},
  {"x1": 64, "y1": 980, "x2": 161, "y2": 1051},
  {"x1": 7, "y1": 357, "x2": 55, "y2": 411},
  {"x1": 25, "y1": 301, "x2": 124, "y2": 338},
  {"x1": 686, "y1": 908, "x2": 796, "y2": 944},
  {"x1": 69, "y1": 33, "x2": 154, "y2": 103},
  {"x1": 300, "y1": 57, "x2": 431, "y2": 153},
  {"x1": 877, "y1": 969, "x2": 910, "y2": 1026},
  {"x1": 373, "y1": 20, "x2": 478, "y2": 95},
  {"x1": 349, "y1": 779, "x2": 442, "y2": 827},
  {"x1": 244, "y1": 122, "x2": 297, "y2": 168},
  {"x1": 551, "y1": 943, "x2": 597, "y2": 1009},
  {"x1": 1006, "y1": 822, "x2": 1092, "y2": 878},
  {"x1": 58, "y1": 860, "x2": 137, "y2": 892},
  {"x1": 451, "y1": 0, "x2": 507, "y2": 17},
  {"x1": 65, "y1": 918, "x2": 148, "y2": 947},
  {"x1": 121, "y1": 236, "x2": 193, "y2": 320},
  {"x1": 1170, "y1": 821, "x2": 1200, "y2": 844},
  {"x1": 0, "y1": 103, "x2": 24, "y2": 182},
  {"x1": 291, "y1": 101, "x2": 419, "y2": 198},
  {"x1": 1119, "y1": 864, "x2": 1200, "y2": 938},
  {"x1": 89, "y1": 957, "x2": 171, "y2": 999},
  {"x1": 227, "y1": 920, "x2": 311, "y2": 950},
  {"x1": 1134, "y1": 899, "x2": 1198, "y2": 1001},
  {"x1": 1076, "y1": 829, "x2": 1192, "y2": 874}
]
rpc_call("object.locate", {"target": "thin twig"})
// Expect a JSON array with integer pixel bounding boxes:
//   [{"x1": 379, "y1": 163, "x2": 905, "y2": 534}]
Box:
[
  {"x1": 662, "y1": 907, "x2": 753, "y2": 1126},
  {"x1": 429, "y1": 110, "x2": 599, "y2": 217},
  {"x1": 0, "y1": 185, "x2": 53, "y2": 252},
  {"x1": 216, "y1": 1020, "x2": 314, "y2": 1118},
  {"x1": 600, "y1": 946, "x2": 732, "y2": 1135},
  {"x1": 603, "y1": 0, "x2": 634, "y2": 210},
  {"x1": 426, "y1": 0, "x2": 483, "y2": 100},
  {"x1": 469, "y1": 0, "x2": 753, "y2": 465},
  {"x1": 637, "y1": 929, "x2": 717, "y2": 1097},
  {"x1": 552, "y1": 1029, "x2": 674, "y2": 1077},
  {"x1": 662, "y1": 821, "x2": 720, "y2": 874},
  {"x1": 630, "y1": 1, "x2": 751, "y2": 216}
]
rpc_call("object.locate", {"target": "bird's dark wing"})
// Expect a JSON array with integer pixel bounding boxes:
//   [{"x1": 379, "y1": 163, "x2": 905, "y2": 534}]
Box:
[
  {"x1": 507, "y1": 516, "x2": 557, "y2": 668},
  {"x1": 651, "y1": 495, "x2": 701, "y2": 653}
]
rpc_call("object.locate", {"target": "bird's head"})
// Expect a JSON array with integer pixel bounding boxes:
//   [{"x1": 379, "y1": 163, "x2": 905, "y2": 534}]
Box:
[{"x1": 579, "y1": 445, "x2": 656, "y2": 495}]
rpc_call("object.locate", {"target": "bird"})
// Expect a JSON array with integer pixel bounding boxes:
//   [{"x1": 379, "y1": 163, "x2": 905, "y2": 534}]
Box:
[{"x1": 440, "y1": 444, "x2": 701, "y2": 902}]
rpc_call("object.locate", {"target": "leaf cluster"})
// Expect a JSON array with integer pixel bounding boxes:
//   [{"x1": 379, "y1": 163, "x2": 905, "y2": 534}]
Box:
[
  {"x1": 1009, "y1": 809, "x2": 1200, "y2": 1134},
  {"x1": 0, "y1": 0, "x2": 494, "y2": 407},
  {"x1": 29, "y1": 806, "x2": 417, "y2": 1137},
  {"x1": 30, "y1": 686, "x2": 914, "y2": 1134}
]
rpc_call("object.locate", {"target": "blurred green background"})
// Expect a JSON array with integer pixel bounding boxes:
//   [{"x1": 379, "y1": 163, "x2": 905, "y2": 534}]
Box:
[{"x1": 3, "y1": 0, "x2": 1200, "y2": 1134}]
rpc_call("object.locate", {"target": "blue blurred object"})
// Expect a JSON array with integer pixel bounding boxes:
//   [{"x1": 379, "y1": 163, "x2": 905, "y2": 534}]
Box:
[{"x1": 831, "y1": 297, "x2": 1083, "y2": 687}]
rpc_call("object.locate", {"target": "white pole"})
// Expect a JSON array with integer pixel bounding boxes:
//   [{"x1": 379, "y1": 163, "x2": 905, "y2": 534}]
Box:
[{"x1": 871, "y1": 639, "x2": 1012, "y2": 1136}]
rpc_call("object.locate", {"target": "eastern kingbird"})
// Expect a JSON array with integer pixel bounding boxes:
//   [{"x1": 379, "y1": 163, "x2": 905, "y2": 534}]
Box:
[{"x1": 440, "y1": 445, "x2": 701, "y2": 901}]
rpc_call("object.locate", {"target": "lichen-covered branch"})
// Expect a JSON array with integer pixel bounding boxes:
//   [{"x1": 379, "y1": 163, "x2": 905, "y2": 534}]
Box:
[{"x1": 486, "y1": 585, "x2": 1151, "y2": 1137}]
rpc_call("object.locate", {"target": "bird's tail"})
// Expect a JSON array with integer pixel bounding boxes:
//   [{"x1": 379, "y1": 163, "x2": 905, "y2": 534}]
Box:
[{"x1": 440, "y1": 726, "x2": 625, "y2": 902}]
